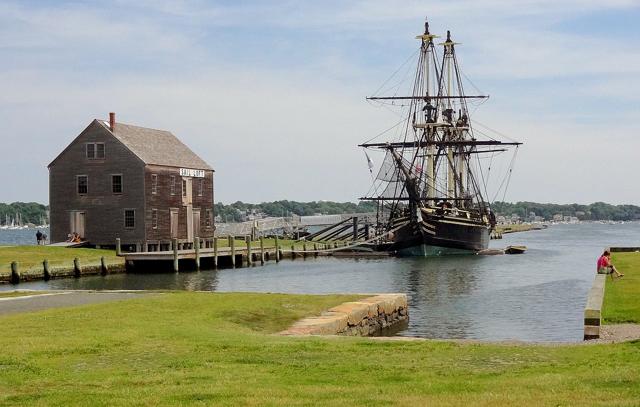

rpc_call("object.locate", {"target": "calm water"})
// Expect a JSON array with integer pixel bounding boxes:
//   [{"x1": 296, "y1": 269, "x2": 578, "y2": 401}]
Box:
[
  {"x1": 2, "y1": 223, "x2": 639, "y2": 342},
  {"x1": 0, "y1": 228, "x2": 49, "y2": 246}
]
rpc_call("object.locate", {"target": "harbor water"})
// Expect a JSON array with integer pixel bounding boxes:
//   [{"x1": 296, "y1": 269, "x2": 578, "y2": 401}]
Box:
[{"x1": 2, "y1": 223, "x2": 638, "y2": 342}]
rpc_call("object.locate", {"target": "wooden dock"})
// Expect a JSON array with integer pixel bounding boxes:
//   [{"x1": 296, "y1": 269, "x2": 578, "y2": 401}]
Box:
[{"x1": 117, "y1": 237, "x2": 344, "y2": 272}]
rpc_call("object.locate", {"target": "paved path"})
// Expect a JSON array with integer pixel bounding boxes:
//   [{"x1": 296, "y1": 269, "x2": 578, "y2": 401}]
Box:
[{"x1": 0, "y1": 291, "x2": 153, "y2": 316}]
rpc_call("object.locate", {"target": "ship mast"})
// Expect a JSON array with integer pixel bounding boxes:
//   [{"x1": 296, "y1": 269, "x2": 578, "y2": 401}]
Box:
[
  {"x1": 415, "y1": 21, "x2": 440, "y2": 206},
  {"x1": 361, "y1": 22, "x2": 521, "y2": 215}
]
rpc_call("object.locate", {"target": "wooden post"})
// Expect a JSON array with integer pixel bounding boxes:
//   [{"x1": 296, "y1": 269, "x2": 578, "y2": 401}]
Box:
[
  {"x1": 303, "y1": 243, "x2": 307, "y2": 259},
  {"x1": 10, "y1": 261, "x2": 20, "y2": 284},
  {"x1": 314, "y1": 243, "x2": 318, "y2": 257},
  {"x1": 116, "y1": 238, "x2": 122, "y2": 256},
  {"x1": 291, "y1": 245, "x2": 295, "y2": 259},
  {"x1": 73, "y1": 257, "x2": 81, "y2": 278},
  {"x1": 100, "y1": 256, "x2": 108, "y2": 276},
  {"x1": 230, "y1": 235, "x2": 236, "y2": 267},
  {"x1": 43, "y1": 259, "x2": 51, "y2": 281},
  {"x1": 213, "y1": 237, "x2": 219, "y2": 268},
  {"x1": 260, "y1": 237, "x2": 265, "y2": 265},
  {"x1": 246, "y1": 238, "x2": 252, "y2": 266},
  {"x1": 275, "y1": 236, "x2": 280, "y2": 262},
  {"x1": 353, "y1": 216, "x2": 359, "y2": 241},
  {"x1": 194, "y1": 237, "x2": 200, "y2": 270},
  {"x1": 172, "y1": 237, "x2": 179, "y2": 273}
]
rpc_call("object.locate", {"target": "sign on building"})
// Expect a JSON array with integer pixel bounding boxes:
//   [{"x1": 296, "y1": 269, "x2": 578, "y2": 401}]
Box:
[{"x1": 179, "y1": 168, "x2": 205, "y2": 178}]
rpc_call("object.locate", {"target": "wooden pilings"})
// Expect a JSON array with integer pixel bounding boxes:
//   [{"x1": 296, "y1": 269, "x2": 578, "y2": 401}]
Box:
[
  {"x1": 172, "y1": 238, "x2": 179, "y2": 273},
  {"x1": 275, "y1": 236, "x2": 280, "y2": 262},
  {"x1": 116, "y1": 238, "x2": 122, "y2": 256},
  {"x1": 246, "y1": 237, "x2": 252, "y2": 266},
  {"x1": 194, "y1": 237, "x2": 201, "y2": 270},
  {"x1": 43, "y1": 259, "x2": 51, "y2": 281},
  {"x1": 230, "y1": 235, "x2": 236, "y2": 267},
  {"x1": 213, "y1": 237, "x2": 218, "y2": 268},
  {"x1": 100, "y1": 256, "x2": 108, "y2": 276},
  {"x1": 73, "y1": 257, "x2": 81, "y2": 278},
  {"x1": 10, "y1": 262, "x2": 20, "y2": 284},
  {"x1": 260, "y1": 237, "x2": 265, "y2": 265}
]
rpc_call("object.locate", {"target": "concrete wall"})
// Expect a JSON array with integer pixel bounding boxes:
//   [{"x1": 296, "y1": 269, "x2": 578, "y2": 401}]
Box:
[{"x1": 280, "y1": 294, "x2": 408, "y2": 336}]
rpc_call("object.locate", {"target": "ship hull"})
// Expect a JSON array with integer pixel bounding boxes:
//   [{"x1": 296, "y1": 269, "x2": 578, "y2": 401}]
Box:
[{"x1": 390, "y1": 216, "x2": 490, "y2": 256}]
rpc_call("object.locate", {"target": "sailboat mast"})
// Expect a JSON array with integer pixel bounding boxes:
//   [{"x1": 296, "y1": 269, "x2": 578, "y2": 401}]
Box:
[{"x1": 422, "y1": 22, "x2": 438, "y2": 206}]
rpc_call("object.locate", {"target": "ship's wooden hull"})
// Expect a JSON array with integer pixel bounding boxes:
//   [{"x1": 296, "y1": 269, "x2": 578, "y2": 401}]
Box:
[{"x1": 388, "y1": 214, "x2": 490, "y2": 256}]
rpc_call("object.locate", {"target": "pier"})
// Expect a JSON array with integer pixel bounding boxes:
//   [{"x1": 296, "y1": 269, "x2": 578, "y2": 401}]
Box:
[{"x1": 117, "y1": 236, "x2": 350, "y2": 272}]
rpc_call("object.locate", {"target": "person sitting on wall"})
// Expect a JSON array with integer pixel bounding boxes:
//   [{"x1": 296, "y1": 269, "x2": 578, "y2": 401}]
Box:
[
  {"x1": 72, "y1": 233, "x2": 81, "y2": 243},
  {"x1": 66, "y1": 233, "x2": 74, "y2": 242},
  {"x1": 597, "y1": 250, "x2": 624, "y2": 278}
]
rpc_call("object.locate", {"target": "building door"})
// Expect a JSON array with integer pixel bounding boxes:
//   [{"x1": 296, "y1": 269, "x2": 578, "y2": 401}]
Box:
[
  {"x1": 186, "y1": 205, "x2": 194, "y2": 242},
  {"x1": 170, "y1": 209, "x2": 179, "y2": 239},
  {"x1": 193, "y1": 209, "x2": 200, "y2": 239},
  {"x1": 69, "y1": 211, "x2": 85, "y2": 238}
]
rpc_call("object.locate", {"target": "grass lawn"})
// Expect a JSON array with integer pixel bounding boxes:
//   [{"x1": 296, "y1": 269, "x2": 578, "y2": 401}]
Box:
[
  {"x1": 603, "y1": 252, "x2": 640, "y2": 324},
  {"x1": 0, "y1": 246, "x2": 123, "y2": 275},
  {"x1": 1, "y1": 292, "x2": 639, "y2": 406}
]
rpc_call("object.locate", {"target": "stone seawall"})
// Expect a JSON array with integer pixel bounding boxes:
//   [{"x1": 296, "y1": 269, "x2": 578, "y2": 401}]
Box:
[{"x1": 280, "y1": 293, "x2": 408, "y2": 336}]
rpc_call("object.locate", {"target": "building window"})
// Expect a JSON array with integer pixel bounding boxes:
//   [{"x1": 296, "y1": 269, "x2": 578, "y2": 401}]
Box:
[
  {"x1": 198, "y1": 179, "x2": 204, "y2": 197},
  {"x1": 205, "y1": 209, "x2": 213, "y2": 229},
  {"x1": 77, "y1": 175, "x2": 88, "y2": 195},
  {"x1": 151, "y1": 174, "x2": 158, "y2": 194},
  {"x1": 124, "y1": 209, "x2": 135, "y2": 229},
  {"x1": 170, "y1": 175, "x2": 176, "y2": 195},
  {"x1": 86, "y1": 143, "x2": 105, "y2": 159},
  {"x1": 182, "y1": 179, "x2": 187, "y2": 198},
  {"x1": 152, "y1": 209, "x2": 158, "y2": 229},
  {"x1": 112, "y1": 174, "x2": 123, "y2": 194}
]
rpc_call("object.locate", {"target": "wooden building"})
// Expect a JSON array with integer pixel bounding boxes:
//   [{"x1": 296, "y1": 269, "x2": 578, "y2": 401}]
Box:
[{"x1": 48, "y1": 113, "x2": 214, "y2": 249}]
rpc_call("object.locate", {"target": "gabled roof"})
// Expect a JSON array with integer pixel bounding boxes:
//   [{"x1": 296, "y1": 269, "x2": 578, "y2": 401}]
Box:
[{"x1": 97, "y1": 120, "x2": 213, "y2": 170}]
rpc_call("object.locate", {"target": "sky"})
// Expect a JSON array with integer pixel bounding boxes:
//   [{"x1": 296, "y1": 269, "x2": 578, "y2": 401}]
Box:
[{"x1": 1, "y1": 0, "x2": 639, "y2": 205}]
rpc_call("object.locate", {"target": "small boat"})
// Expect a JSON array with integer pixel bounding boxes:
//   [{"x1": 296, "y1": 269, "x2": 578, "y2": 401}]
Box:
[{"x1": 505, "y1": 245, "x2": 527, "y2": 254}]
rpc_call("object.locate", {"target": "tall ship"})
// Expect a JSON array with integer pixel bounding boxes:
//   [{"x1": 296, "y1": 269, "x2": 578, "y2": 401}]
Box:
[{"x1": 360, "y1": 21, "x2": 521, "y2": 256}]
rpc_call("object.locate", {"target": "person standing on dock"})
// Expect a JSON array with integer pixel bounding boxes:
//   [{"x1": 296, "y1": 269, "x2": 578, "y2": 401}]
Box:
[
  {"x1": 36, "y1": 230, "x2": 43, "y2": 245},
  {"x1": 597, "y1": 250, "x2": 624, "y2": 278}
]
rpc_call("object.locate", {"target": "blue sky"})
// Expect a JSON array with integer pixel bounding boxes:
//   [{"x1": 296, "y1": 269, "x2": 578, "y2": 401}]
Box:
[{"x1": 1, "y1": 0, "x2": 639, "y2": 204}]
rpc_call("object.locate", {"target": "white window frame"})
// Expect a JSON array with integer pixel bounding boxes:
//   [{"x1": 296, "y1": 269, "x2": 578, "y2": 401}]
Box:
[
  {"x1": 152, "y1": 208, "x2": 158, "y2": 229},
  {"x1": 151, "y1": 174, "x2": 158, "y2": 195},
  {"x1": 86, "y1": 142, "x2": 105, "y2": 159}
]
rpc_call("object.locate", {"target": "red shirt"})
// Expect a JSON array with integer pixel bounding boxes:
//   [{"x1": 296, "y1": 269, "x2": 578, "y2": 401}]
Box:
[{"x1": 597, "y1": 255, "x2": 610, "y2": 270}]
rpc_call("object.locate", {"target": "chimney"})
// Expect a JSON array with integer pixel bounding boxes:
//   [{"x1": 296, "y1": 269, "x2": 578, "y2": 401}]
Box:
[{"x1": 109, "y1": 112, "x2": 116, "y2": 131}]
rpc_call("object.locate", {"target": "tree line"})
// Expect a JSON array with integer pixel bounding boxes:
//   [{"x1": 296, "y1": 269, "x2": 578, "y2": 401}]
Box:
[
  {"x1": 0, "y1": 202, "x2": 49, "y2": 225},
  {"x1": 215, "y1": 200, "x2": 377, "y2": 222},
  {"x1": 2, "y1": 200, "x2": 639, "y2": 225},
  {"x1": 490, "y1": 201, "x2": 640, "y2": 221}
]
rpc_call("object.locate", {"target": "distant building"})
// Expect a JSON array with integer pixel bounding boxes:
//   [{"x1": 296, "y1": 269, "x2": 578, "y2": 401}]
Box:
[{"x1": 48, "y1": 113, "x2": 214, "y2": 249}]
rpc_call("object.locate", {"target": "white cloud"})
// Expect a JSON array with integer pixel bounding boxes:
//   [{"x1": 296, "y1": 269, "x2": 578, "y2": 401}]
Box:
[{"x1": 0, "y1": 0, "x2": 638, "y2": 204}]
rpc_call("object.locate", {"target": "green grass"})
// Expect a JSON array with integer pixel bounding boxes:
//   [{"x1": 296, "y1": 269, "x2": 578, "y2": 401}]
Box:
[
  {"x1": 0, "y1": 292, "x2": 639, "y2": 405},
  {"x1": 603, "y1": 252, "x2": 640, "y2": 324},
  {"x1": 0, "y1": 246, "x2": 123, "y2": 274}
]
